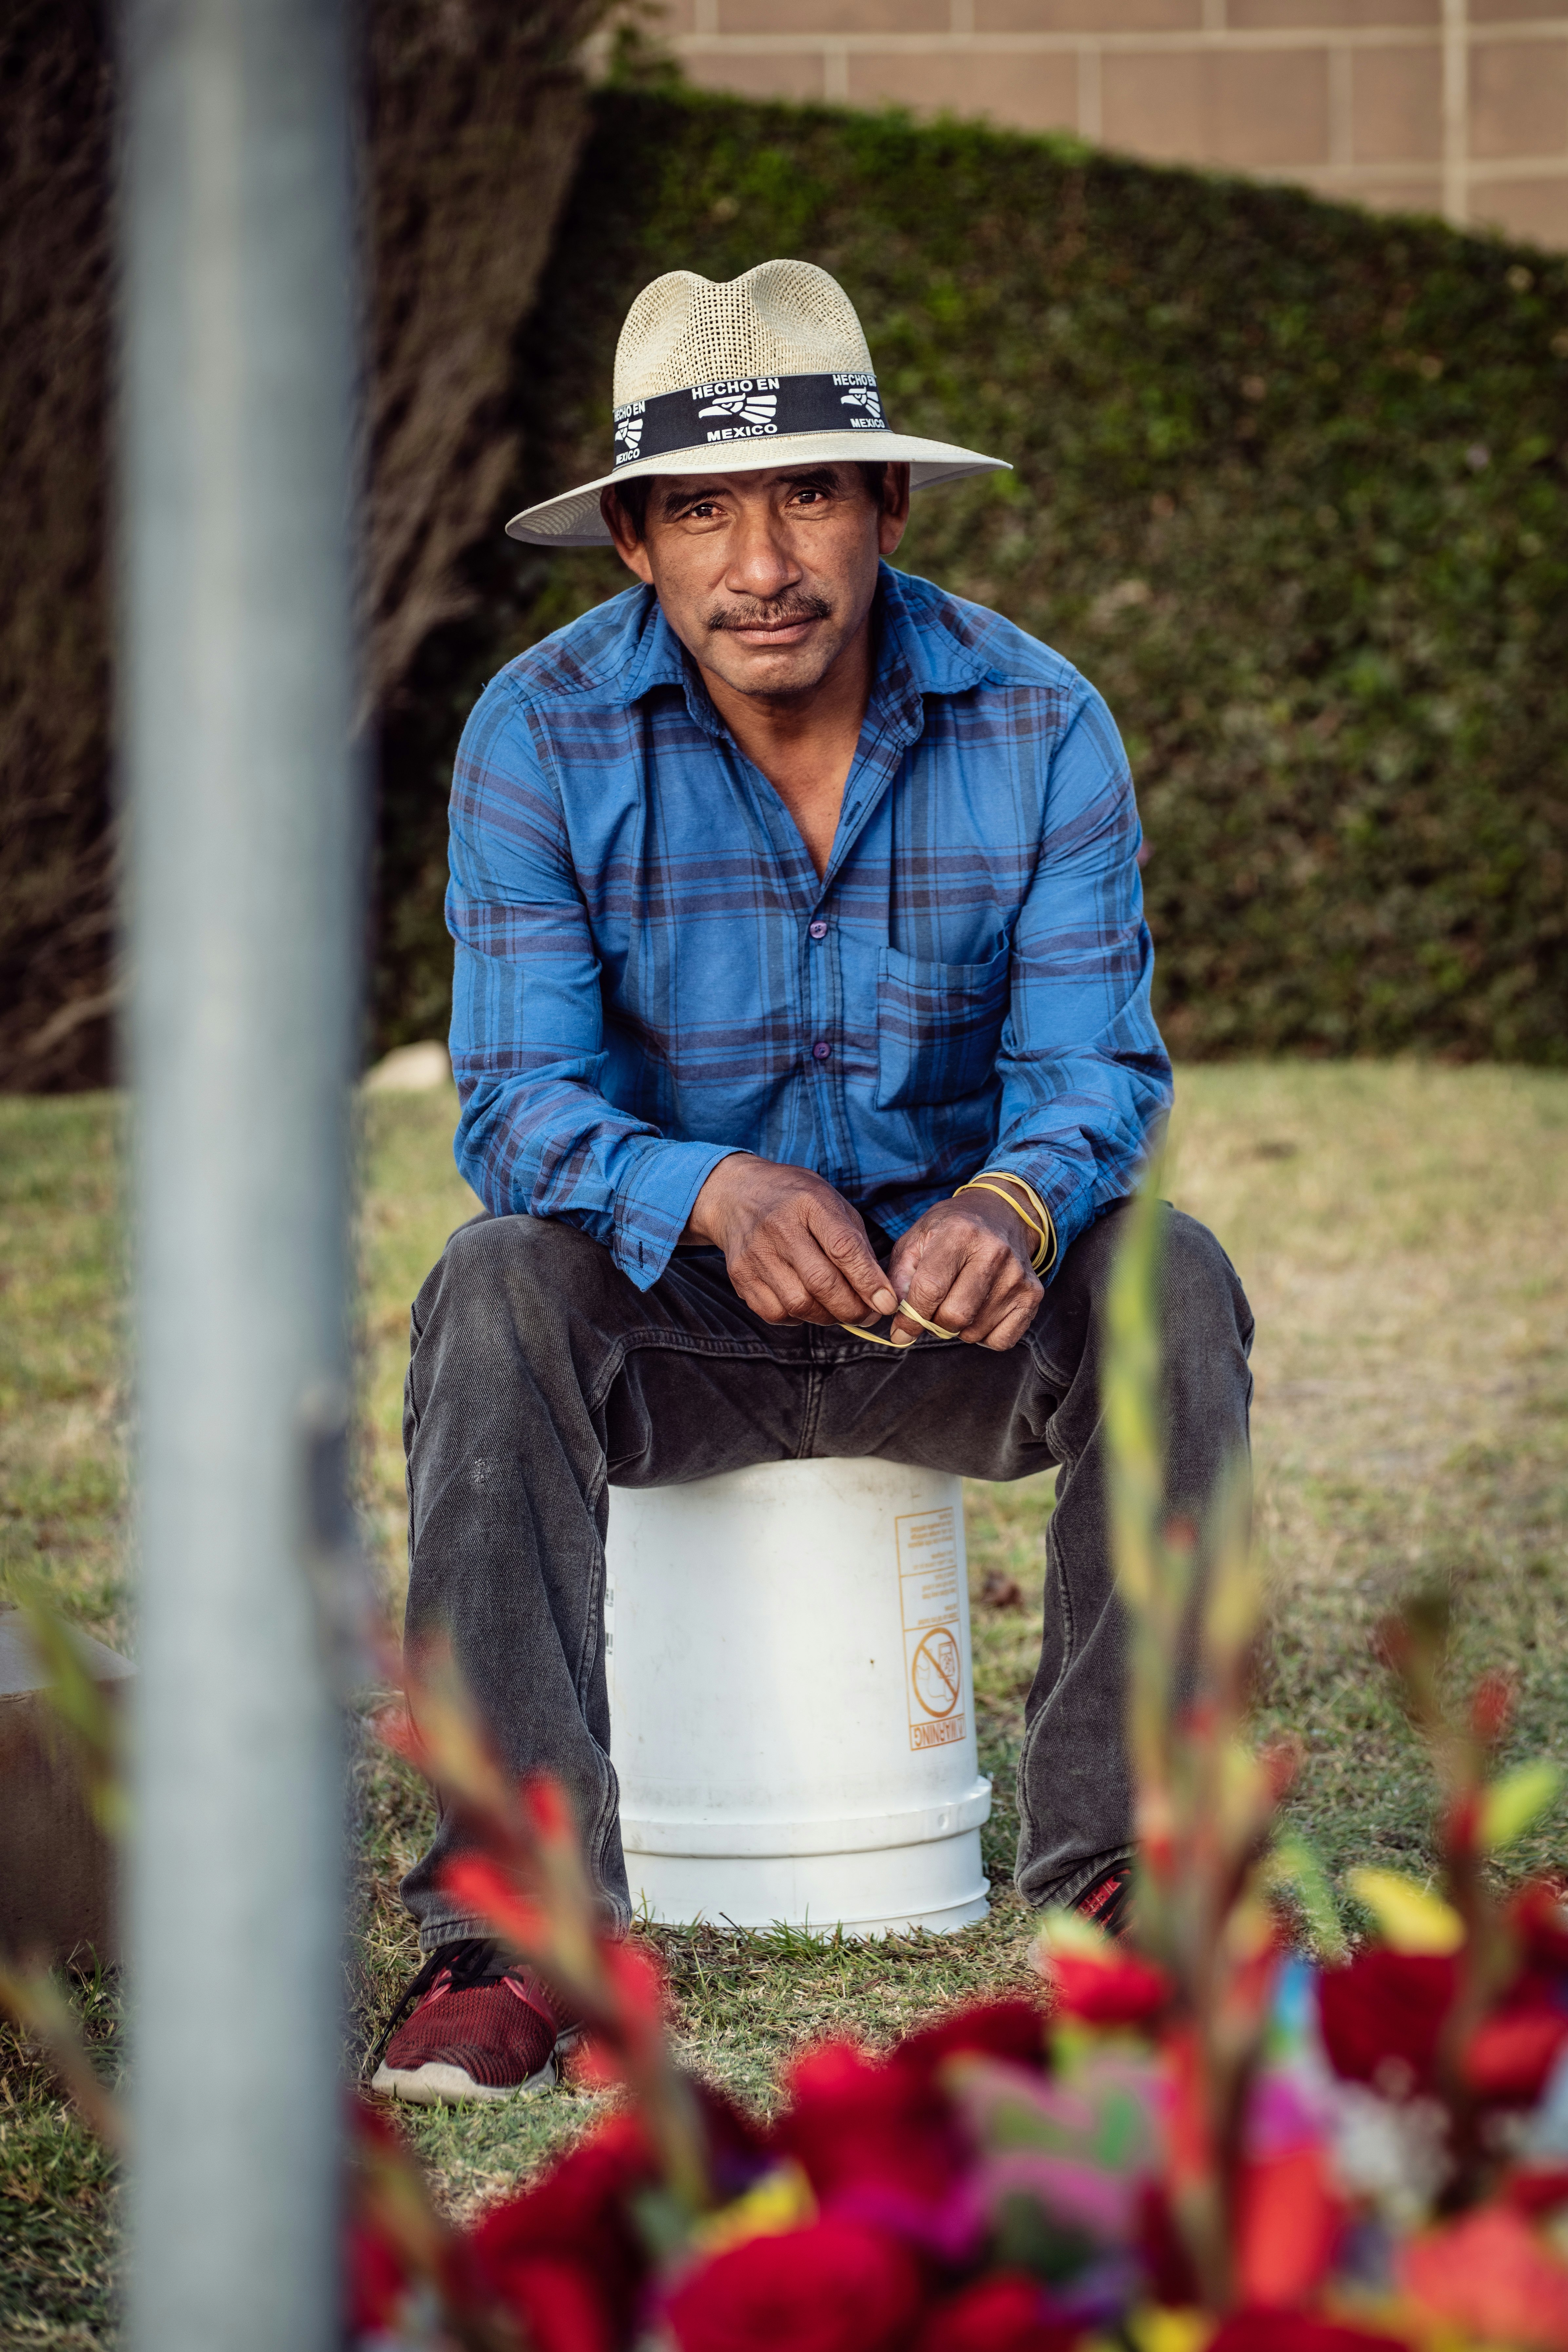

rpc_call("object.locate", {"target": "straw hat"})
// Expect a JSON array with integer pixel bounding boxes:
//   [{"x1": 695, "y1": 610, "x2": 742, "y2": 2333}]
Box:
[{"x1": 505, "y1": 258, "x2": 1009, "y2": 548}]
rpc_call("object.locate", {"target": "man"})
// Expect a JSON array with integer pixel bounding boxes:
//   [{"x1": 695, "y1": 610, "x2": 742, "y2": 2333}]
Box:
[{"x1": 370, "y1": 261, "x2": 1253, "y2": 2105}]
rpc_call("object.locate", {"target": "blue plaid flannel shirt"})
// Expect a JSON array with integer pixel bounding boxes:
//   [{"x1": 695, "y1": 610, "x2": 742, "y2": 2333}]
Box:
[{"x1": 448, "y1": 562, "x2": 1172, "y2": 1291}]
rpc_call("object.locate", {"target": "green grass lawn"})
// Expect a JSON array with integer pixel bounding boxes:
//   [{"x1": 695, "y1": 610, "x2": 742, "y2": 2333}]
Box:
[{"x1": 3, "y1": 1065, "x2": 1567, "y2": 2338}]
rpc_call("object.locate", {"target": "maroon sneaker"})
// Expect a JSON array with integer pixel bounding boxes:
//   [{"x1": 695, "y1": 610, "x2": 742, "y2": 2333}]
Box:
[
  {"x1": 1072, "y1": 1859, "x2": 1135, "y2": 1941},
  {"x1": 368, "y1": 1938, "x2": 578, "y2": 2106}
]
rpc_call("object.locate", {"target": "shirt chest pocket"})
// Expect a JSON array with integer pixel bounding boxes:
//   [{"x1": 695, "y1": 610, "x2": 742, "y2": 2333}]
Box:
[{"x1": 874, "y1": 943, "x2": 1011, "y2": 1112}]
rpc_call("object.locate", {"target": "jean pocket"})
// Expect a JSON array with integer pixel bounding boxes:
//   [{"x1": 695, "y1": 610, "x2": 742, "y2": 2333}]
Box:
[{"x1": 874, "y1": 943, "x2": 1011, "y2": 1111}]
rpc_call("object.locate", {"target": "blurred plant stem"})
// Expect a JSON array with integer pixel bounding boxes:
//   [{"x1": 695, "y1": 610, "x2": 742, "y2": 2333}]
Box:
[
  {"x1": 5, "y1": 1573, "x2": 128, "y2": 1838},
  {"x1": 0, "y1": 1961, "x2": 125, "y2": 2154},
  {"x1": 383, "y1": 1646, "x2": 715, "y2": 2222},
  {"x1": 1102, "y1": 1168, "x2": 1294, "y2": 2304}
]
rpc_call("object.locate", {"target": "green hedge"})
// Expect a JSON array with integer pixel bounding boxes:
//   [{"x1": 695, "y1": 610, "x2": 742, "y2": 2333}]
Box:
[{"x1": 375, "y1": 89, "x2": 1568, "y2": 1061}]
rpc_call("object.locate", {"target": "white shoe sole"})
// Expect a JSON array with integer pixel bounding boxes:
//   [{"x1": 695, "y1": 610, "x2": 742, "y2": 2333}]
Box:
[{"x1": 369, "y1": 2051, "x2": 558, "y2": 2106}]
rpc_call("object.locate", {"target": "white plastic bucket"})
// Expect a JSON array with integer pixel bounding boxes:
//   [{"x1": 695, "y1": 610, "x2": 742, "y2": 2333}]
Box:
[{"x1": 604, "y1": 1457, "x2": 991, "y2": 1937}]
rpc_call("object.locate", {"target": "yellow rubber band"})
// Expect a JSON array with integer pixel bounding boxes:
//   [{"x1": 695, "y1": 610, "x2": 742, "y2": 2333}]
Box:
[
  {"x1": 839, "y1": 1298, "x2": 961, "y2": 1347},
  {"x1": 953, "y1": 1171, "x2": 1058, "y2": 1276},
  {"x1": 894, "y1": 1299, "x2": 962, "y2": 1340},
  {"x1": 970, "y1": 1167, "x2": 1053, "y2": 1240},
  {"x1": 965, "y1": 1170, "x2": 1056, "y2": 1271},
  {"x1": 841, "y1": 1177, "x2": 1056, "y2": 1349},
  {"x1": 955, "y1": 1177, "x2": 1049, "y2": 1249},
  {"x1": 950, "y1": 1171, "x2": 1048, "y2": 1261}
]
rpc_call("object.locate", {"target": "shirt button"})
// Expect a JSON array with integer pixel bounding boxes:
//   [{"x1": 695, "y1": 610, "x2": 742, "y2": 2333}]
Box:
[
  {"x1": 808, "y1": 919, "x2": 828, "y2": 940},
  {"x1": 811, "y1": 1040, "x2": 831, "y2": 1062}
]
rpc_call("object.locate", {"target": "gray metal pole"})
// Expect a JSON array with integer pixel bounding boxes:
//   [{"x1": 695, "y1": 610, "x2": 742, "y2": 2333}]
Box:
[{"x1": 120, "y1": 1, "x2": 358, "y2": 2345}]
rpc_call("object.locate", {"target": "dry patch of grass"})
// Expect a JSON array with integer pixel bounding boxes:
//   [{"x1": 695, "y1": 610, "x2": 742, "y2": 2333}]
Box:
[
  {"x1": 3, "y1": 1065, "x2": 1566, "y2": 2332},
  {"x1": 963, "y1": 1063, "x2": 1568, "y2": 1908}
]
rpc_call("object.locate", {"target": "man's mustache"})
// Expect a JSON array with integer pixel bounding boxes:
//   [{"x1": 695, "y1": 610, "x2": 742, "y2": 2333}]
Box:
[{"x1": 705, "y1": 594, "x2": 833, "y2": 634}]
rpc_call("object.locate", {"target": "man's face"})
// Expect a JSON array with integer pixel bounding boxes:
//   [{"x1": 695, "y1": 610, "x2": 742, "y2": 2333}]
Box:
[{"x1": 601, "y1": 462, "x2": 910, "y2": 705}]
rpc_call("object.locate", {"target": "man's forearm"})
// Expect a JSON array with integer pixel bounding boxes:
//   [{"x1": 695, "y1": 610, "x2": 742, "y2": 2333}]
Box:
[
  {"x1": 678, "y1": 1151, "x2": 754, "y2": 1245},
  {"x1": 453, "y1": 1064, "x2": 741, "y2": 1292}
]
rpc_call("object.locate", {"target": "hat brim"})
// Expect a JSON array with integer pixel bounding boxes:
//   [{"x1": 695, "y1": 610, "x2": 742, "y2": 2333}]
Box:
[{"x1": 504, "y1": 431, "x2": 1010, "y2": 547}]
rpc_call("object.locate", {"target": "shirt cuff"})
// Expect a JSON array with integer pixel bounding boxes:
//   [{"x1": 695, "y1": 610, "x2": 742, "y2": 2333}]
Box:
[{"x1": 610, "y1": 1138, "x2": 747, "y2": 1290}]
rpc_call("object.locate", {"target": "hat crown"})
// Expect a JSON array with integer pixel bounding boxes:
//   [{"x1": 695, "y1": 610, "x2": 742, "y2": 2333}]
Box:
[{"x1": 613, "y1": 260, "x2": 874, "y2": 405}]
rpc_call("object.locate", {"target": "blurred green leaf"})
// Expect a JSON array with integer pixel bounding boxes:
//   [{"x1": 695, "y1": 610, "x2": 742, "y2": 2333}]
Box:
[
  {"x1": 1479, "y1": 1759, "x2": 1563, "y2": 1852},
  {"x1": 1346, "y1": 1866, "x2": 1465, "y2": 1954},
  {"x1": 1266, "y1": 1830, "x2": 1350, "y2": 1965}
]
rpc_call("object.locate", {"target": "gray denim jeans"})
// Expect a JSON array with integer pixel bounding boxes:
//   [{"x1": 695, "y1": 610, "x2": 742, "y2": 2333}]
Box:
[{"x1": 399, "y1": 1200, "x2": 1253, "y2": 1946}]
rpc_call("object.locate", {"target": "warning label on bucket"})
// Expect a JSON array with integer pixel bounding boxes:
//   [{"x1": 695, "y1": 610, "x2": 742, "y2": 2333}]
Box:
[{"x1": 896, "y1": 1508, "x2": 965, "y2": 1752}]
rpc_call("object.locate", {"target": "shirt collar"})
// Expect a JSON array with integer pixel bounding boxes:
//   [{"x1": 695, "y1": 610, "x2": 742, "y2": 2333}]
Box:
[
  {"x1": 616, "y1": 587, "x2": 688, "y2": 706},
  {"x1": 612, "y1": 562, "x2": 989, "y2": 727}
]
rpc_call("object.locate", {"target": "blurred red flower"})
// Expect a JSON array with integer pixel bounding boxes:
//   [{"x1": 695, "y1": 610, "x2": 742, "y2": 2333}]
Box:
[
  {"x1": 1511, "y1": 1884, "x2": 1568, "y2": 1976},
  {"x1": 774, "y1": 2041, "x2": 962, "y2": 2211},
  {"x1": 1208, "y1": 2314, "x2": 1411, "y2": 2352},
  {"x1": 1234, "y1": 2143, "x2": 1346, "y2": 2309},
  {"x1": 468, "y1": 2113, "x2": 654, "y2": 2348},
  {"x1": 1318, "y1": 1951, "x2": 1458, "y2": 2091},
  {"x1": 1136, "y1": 2181, "x2": 1202, "y2": 2308},
  {"x1": 344, "y1": 2216, "x2": 409, "y2": 2339},
  {"x1": 1041, "y1": 1951, "x2": 1172, "y2": 2029},
  {"x1": 662, "y1": 2217, "x2": 926, "y2": 2352},
  {"x1": 909, "y1": 2268, "x2": 1081, "y2": 2351},
  {"x1": 1401, "y1": 2205, "x2": 1568, "y2": 2351},
  {"x1": 1508, "y1": 2169, "x2": 1568, "y2": 2217},
  {"x1": 896, "y1": 1998, "x2": 1051, "y2": 2084},
  {"x1": 1463, "y1": 2005, "x2": 1568, "y2": 2105},
  {"x1": 494, "y1": 2256, "x2": 621, "y2": 2352}
]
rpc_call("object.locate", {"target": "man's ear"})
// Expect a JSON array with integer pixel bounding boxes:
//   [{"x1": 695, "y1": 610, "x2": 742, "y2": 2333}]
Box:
[
  {"x1": 877, "y1": 464, "x2": 912, "y2": 559},
  {"x1": 600, "y1": 487, "x2": 655, "y2": 584}
]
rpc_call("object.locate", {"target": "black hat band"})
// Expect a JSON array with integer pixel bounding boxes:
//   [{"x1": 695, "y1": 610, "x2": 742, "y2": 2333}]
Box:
[{"x1": 611, "y1": 371, "x2": 892, "y2": 468}]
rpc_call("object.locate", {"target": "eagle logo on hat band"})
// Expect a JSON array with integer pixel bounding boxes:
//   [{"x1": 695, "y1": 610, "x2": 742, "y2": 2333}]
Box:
[
  {"x1": 697, "y1": 390, "x2": 778, "y2": 429},
  {"x1": 840, "y1": 384, "x2": 885, "y2": 426}
]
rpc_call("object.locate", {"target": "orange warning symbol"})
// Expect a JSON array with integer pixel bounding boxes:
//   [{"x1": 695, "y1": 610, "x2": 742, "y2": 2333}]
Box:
[
  {"x1": 896, "y1": 1506, "x2": 967, "y2": 1753},
  {"x1": 911, "y1": 1626, "x2": 961, "y2": 1717}
]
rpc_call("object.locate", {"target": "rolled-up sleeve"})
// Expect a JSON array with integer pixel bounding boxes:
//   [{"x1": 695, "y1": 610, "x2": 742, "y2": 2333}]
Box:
[
  {"x1": 988, "y1": 678, "x2": 1172, "y2": 1271},
  {"x1": 447, "y1": 680, "x2": 736, "y2": 1288}
]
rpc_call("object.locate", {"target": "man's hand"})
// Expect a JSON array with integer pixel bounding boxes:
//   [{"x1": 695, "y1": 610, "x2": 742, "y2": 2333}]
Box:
[
  {"x1": 684, "y1": 1155, "x2": 899, "y2": 1329},
  {"x1": 886, "y1": 1189, "x2": 1042, "y2": 1351}
]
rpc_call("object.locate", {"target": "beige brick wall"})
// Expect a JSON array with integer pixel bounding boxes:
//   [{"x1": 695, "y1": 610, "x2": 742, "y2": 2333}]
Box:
[{"x1": 649, "y1": 1, "x2": 1568, "y2": 249}]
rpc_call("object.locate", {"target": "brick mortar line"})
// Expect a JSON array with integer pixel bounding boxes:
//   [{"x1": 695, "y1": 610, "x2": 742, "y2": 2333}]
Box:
[
  {"x1": 672, "y1": 22, "x2": 1568, "y2": 51},
  {"x1": 1302, "y1": 155, "x2": 1568, "y2": 181},
  {"x1": 1447, "y1": 154, "x2": 1568, "y2": 179}
]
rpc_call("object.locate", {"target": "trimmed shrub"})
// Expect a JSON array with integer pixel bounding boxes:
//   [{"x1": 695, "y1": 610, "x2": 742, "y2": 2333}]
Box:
[{"x1": 378, "y1": 88, "x2": 1568, "y2": 1062}]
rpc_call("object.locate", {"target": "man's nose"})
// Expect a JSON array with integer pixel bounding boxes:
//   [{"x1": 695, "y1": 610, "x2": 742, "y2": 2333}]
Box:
[{"x1": 723, "y1": 506, "x2": 801, "y2": 601}]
